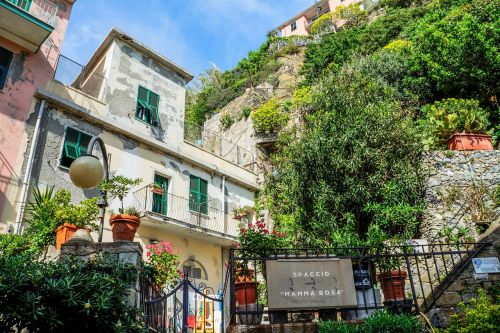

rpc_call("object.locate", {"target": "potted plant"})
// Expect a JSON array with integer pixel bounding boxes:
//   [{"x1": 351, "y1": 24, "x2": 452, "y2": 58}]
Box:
[
  {"x1": 99, "y1": 175, "x2": 142, "y2": 241},
  {"x1": 149, "y1": 183, "x2": 164, "y2": 195},
  {"x1": 55, "y1": 197, "x2": 99, "y2": 249},
  {"x1": 420, "y1": 98, "x2": 493, "y2": 151},
  {"x1": 232, "y1": 207, "x2": 247, "y2": 221}
]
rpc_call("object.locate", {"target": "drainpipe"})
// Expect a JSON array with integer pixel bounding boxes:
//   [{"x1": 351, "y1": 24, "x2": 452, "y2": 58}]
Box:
[
  {"x1": 14, "y1": 99, "x2": 46, "y2": 235},
  {"x1": 221, "y1": 175, "x2": 226, "y2": 233}
]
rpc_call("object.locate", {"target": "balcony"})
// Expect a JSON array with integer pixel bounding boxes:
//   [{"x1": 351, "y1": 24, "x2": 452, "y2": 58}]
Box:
[
  {"x1": 0, "y1": 0, "x2": 57, "y2": 52},
  {"x1": 133, "y1": 184, "x2": 241, "y2": 246}
]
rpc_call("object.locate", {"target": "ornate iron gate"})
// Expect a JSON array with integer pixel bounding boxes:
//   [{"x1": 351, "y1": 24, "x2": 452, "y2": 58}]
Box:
[{"x1": 141, "y1": 276, "x2": 224, "y2": 333}]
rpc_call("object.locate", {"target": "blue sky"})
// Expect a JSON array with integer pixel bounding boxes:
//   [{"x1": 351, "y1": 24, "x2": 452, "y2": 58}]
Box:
[{"x1": 62, "y1": 0, "x2": 312, "y2": 76}]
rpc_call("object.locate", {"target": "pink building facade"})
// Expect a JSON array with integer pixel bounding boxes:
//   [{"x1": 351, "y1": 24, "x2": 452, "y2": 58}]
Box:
[
  {"x1": 0, "y1": 0, "x2": 75, "y2": 232},
  {"x1": 278, "y1": 0, "x2": 361, "y2": 37}
]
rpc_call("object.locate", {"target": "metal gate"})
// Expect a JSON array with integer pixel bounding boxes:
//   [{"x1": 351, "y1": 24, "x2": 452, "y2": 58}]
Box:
[{"x1": 141, "y1": 276, "x2": 225, "y2": 333}]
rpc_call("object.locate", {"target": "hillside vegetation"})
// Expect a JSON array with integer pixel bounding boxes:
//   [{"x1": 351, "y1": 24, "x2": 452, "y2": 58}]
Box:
[{"x1": 187, "y1": 0, "x2": 500, "y2": 247}]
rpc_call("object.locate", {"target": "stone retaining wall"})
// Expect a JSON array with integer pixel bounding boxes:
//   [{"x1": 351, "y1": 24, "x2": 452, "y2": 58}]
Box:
[
  {"x1": 427, "y1": 225, "x2": 500, "y2": 328},
  {"x1": 421, "y1": 150, "x2": 500, "y2": 241}
]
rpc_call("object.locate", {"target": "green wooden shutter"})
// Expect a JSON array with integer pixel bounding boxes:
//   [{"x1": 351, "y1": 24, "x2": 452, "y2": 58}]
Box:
[
  {"x1": 152, "y1": 174, "x2": 168, "y2": 215},
  {"x1": 189, "y1": 176, "x2": 199, "y2": 212},
  {"x1": 136, "y1": 86, "x2": 149, "y2": 120},
  {"x1": 148, "y1": 91, "x2": 160, "y2": 123},
  {"x1": 64, "y1": 142, "x2": 79, "y2": 159},
  {"x1": 199, "y1": 179, "x2": 208, "y2": 214}
]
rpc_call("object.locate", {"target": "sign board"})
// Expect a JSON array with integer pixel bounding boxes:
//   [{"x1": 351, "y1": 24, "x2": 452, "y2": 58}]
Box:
[
  {"x1": 266, "y1": 258, "x2": 357, "y2": 310},
  {"x1": 472, "y1": 257, "x2": 500, "y2": 274}
]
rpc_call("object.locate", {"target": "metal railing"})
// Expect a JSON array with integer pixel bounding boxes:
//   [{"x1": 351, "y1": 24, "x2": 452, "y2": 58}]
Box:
[
  {"x1": 7, "y1": 0, "x2": 58, "y2": 26},
  {"x1": 53, "y1": 54, "x2": 108, "y2": 101},
  {"x1": 133, "y1": 184, "x2": 240, "y2": 238},
  {"x1": 185, "y1": 123, "x2": 258, "y2": 173},
  {"x1": 228, "y1": 242, "x2": 487, "y2": 324}
]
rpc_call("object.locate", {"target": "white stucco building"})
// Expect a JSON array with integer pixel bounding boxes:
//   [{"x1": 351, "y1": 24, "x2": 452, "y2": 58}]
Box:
[{"x1": 14, "y1": 29, "x2": 259, "y2": 291}]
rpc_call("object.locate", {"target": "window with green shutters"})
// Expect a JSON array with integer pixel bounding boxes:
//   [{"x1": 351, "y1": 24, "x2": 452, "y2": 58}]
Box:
[
  {"x1": 135, "y1": 86, "x2": 160, "y2": 126},
  {"x1": 152, "y1": 174, "x2": 169, "y2": 215},
  {"x1": 60, "y1": 127, "x2": 92, "y2": 168},
  {"x1": 189, "y1": 175, "x2": 208, "y2": 214}
]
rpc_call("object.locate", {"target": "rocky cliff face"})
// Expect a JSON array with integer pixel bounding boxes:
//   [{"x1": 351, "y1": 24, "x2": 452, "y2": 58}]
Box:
[{"x1": 200, "y1": 49, "x2": 306, "y2": 183}]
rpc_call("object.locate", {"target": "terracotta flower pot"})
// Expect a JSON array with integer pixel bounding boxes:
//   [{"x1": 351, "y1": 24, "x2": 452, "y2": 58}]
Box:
[
  {"x1": 446, "y1": 133, "x2": 493, "y2": 151},
  {"x1": 150, "y1": 186, "x2": 164, "y2": 195},
  {"x1": 377, "y1": 270, "x2": 407, "y2": 301},
  {"x1": 109, "y1": 214, "x2": 140, "y2": 241},
  {"x1": 55, "y1": 223, "x2": 80, "y2": 250},
  {"x1": 235, "y1": 281, "x2": 257, "y2": 305},
  {"x1": 235, "y1": 268, "x2": 255, "y2": 283}
]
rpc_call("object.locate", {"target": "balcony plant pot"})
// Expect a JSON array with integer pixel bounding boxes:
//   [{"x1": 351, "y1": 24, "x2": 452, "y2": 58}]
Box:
[
  {"x1": 109, "y1": 214, "x2": 140, "y2": 241},
  {"x1": 55, "y1": 223, "x2": 80, "y2": 250},
  {"x1": 446, "y1": 133, "x2": 493, "y2": 151},
  {"x1": 377, "y1": 270, "x2": 407, "y2": 301},
  {"x1": 149, "y1": 185, "x2": 164, "y2": 195},
  {"x1": 235, "y1": 281, "x2": 257, "y2": 305}
]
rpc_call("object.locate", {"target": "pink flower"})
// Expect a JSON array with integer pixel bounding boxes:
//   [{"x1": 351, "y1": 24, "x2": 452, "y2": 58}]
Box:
[{"x1": 146, "y1": 250, "x2": 151, "y2": 257}]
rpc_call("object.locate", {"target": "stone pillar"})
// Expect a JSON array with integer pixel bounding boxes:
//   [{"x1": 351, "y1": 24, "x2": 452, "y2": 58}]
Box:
[{"x1": 60, "y1": 234, "x2": 143, "y2": 309}]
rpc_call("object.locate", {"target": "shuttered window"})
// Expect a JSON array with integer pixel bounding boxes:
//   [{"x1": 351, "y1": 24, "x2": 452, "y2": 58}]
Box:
[
  {"x1": 188, "y1": 175, "x2": 208, "y2": 214},
  {"x1": 7, "y1": 0, "x2": 32, "y2": 11},
  {"x1": 135, "y1": 86, "x2": 160, "y2": 126},
  {"x1": 60, "y1": 127, "x2": 92, "y2": 168}
]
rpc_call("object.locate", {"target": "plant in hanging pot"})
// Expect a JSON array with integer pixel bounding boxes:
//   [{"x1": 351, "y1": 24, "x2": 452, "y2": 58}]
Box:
[
  {"x1": 232, "y1": 207, "x2": 247, "y2": 221},
  {"x1": 99, "y1": 175, "x2": 142, "y2": 241},
  {"x1": 149, "y1": 182, "x2": 164, "y2": 195},
  {"x1": 420, "y1": 98, "x2": 493, "y2": 151}
]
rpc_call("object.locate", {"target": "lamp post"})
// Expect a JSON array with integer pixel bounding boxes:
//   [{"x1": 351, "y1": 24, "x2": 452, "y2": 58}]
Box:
[{"x1": 69, "y1": 137, "x2": 109, "y2": 242}]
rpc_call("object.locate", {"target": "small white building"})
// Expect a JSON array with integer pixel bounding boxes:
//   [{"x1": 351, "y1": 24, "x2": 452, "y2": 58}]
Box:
[{"x1": 18, "y1": 29, "x2": 259, "y2": 291}]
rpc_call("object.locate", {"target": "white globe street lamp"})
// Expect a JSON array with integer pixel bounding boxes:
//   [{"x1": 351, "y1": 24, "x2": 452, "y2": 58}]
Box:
[{"x1": 69, "y1": 137, "x2": 109, "y2": 242}]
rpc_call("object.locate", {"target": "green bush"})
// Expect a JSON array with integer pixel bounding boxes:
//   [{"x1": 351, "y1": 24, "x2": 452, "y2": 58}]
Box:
[
  {"x1": 318, "y1": 311, "x2": 422, "y2": 333},
  {"x1": 219, "y1": 113, "x2": 234, "y2": 129},
  {"x1": 318, "y1": 319, "x2": 361, "y2": 333},
  {"x1": 0, "y1": 254, "x2": 146, "y2": 332},
  {"x1": 419, "y1": 98, "x2": 491, "y2": 149},
  {"x1": 444, "y1": 289, "x2": 500, "y2": 333},
  {"x1": 407, "y1": 0, "x2": 500, "y2": 101},
  {"x1": 251, "y1": 98, "x2": 289, "y2": 133},
  {"x1": 242, "y1": 106, "x2": 252, "y2": 119},
  {"x1": 310, "y1": 13, "x2": 334, "y2": 35},
  {"x1": 363, "y1": 310, "x2": 422, "y2": 333},
  {"x1": 0, "y1": 234, "x2": 31, "y2": 255}
]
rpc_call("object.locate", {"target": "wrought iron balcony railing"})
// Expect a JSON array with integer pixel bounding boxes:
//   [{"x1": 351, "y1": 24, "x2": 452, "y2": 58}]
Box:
[
  {"x1": 133, "y1": 184, "x2": 240, "y2": 239},
  {"x1": 7, "y1": 0, "x2": 58, "y2": 26}
]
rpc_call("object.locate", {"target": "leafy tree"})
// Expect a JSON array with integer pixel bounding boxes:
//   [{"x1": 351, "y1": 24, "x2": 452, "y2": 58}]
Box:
[{"x1": 265, "y1": 56, "x2": 423, "y2": 247}]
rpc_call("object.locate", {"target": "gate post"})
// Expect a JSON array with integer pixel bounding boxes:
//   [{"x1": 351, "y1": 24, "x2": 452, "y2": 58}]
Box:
[{"x1": 182, "y1": 276, "x2": 189, "y2": 333}]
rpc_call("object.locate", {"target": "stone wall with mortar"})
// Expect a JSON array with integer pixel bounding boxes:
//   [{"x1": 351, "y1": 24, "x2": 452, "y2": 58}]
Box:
[
  {"x1": 421, "y1": 150, "x2": 500, "y2": 241},
  {"x1": 60, "y1": 238, "x2": 143, "y2": 308},
  {"x1": 427, "y1": 225, "x2": 500, "y2": 328}
]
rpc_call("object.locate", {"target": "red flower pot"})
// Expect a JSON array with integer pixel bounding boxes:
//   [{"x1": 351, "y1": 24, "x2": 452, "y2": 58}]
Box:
[
  {"x1": 446, "y1": 133, "x2": 493, "y2": 151},
  {"x1": 109, "y1": 214, "x2": 140, "y2": 241},
  {"x1": 235, "y1": 281, "x2": 257, "y2": 305},
  {"x1": 55, "y1": 223, "x2": 80, "y2": 249},
  {"x1": 378, "y1": 270, "x2": 407, "y2": 301}
]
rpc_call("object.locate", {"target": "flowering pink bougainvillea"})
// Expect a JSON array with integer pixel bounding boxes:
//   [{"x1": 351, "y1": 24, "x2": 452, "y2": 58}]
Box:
[{"x1": 145, "y1": 241, "x2": 181, "y2": 288}]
